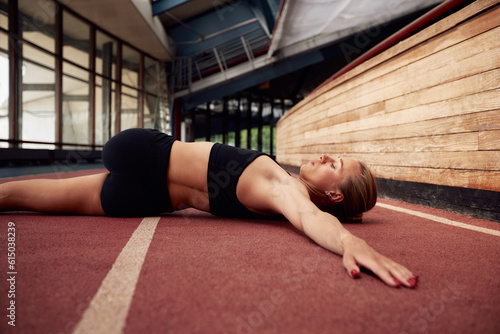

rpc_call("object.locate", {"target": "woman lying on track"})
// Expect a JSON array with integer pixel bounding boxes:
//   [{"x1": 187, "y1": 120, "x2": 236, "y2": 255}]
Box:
[{"x1": 0, "y1": 128, "x2": 418, "y2": 288}]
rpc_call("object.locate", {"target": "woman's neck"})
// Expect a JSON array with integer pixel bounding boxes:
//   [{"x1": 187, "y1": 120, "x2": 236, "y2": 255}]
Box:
[{"x1": 297, "y1": 177, "x2": 329, "y2": 208}]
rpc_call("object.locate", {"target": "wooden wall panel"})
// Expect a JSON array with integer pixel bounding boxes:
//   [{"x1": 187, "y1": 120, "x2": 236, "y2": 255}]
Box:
[
  {"x1": 479, "y1": 130, "x2": 500, "y2": 150},
  {"x1": 276, "y1": 1, "x2": 500, "y2": 193}
]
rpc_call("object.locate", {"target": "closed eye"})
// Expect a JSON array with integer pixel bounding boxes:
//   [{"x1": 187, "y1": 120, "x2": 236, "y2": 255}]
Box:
[{"x1": 331, "y1": 163, "x2": 336, "y2": 169}]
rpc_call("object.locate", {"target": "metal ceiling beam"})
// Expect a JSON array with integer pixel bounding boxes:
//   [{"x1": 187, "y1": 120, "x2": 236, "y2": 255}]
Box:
[
  {"x1": 176, "y1": 47, "x2": 329, "y2": 110},
  {"x1": 152, "y1": 0, "x2": 192, "y2": 16},
  {"x1": 177, "y1": 17, "x2": 258, "y2": 45},
  {"x1": 169, "y1": 2, "x2": 262, "y2": 57},
  {"x1": 249, "y1": 0, "x2": 280, "y2": 34}
]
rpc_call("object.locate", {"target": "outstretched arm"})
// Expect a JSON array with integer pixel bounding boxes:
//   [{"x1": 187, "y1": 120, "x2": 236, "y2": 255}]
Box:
[
  {"x1": 299, "y1": 209, "x2": 417, "y2": 288},
  {"x1": 268, "y1": 179, "x2": 418, "y2": 288}
]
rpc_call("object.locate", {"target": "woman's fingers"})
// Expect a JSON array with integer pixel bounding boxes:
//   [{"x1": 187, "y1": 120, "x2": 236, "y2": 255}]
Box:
[
  {"x1": 383, "y1": 258, "x2": 419, "y2": 288},
  {"x1": 342, "y1": 253, "x2": 360, "y2": 278},
  {"x1": 355, "y1": 256, "x2": 406, "y2": 288},
  {"x1": 371, "y1": 259, "x2": 418, "y2": 288},
  {"x1": 342, "y1": 238, "x2": 419, "y2": 288}
]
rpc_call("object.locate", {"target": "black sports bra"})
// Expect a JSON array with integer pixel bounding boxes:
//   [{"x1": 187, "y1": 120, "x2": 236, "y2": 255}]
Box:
[{"x1": 207, "y1": 143, "x2": 288, "y2": 219}]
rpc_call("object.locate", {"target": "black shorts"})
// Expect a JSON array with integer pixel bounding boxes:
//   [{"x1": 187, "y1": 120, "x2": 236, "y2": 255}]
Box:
[{"x1": 100, "y1": 128, "x2": 176, "y2": 217}]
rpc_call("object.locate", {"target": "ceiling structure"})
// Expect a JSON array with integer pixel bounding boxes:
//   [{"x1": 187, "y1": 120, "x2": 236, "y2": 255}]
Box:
[
  {"x1": 63, "y1": 0, "x2": 447, "y2": 110},
  {"x1": 62, "y1": 0, "x2": 173, "y2": 61}
]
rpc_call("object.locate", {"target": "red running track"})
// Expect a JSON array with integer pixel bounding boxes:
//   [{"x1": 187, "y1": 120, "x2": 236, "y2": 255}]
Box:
[{"x1": 0, "y1": 169, "x2": 499, "y2": 334}]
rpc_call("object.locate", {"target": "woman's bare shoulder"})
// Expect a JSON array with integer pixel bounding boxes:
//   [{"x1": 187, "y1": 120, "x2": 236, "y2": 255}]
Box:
[{"x1": 237, "y1": 156, "x2": 308, "y2": 215}]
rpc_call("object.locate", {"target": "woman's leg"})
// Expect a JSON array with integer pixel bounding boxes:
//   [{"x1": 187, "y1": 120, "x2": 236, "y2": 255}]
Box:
[{"x1": 0, "y1": 173, "x2": 108, "y2": 215}]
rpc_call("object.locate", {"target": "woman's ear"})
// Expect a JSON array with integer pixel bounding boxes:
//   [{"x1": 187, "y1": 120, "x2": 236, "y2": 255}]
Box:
[{"x1": 326, "y1": 191, "x2": 344, "y2": 203}]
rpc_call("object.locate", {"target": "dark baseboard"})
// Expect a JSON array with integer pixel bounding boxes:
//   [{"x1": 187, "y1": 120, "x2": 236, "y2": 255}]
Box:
[
  {"x1": 281, "y1": 164, "x2": 499, "y2": 223},
  {"x1": 376, "y1": 178, "x2": 499, "y2": 223},
  {"x1": 0, "y1": 148, "x2": 102, "y2": 165}
]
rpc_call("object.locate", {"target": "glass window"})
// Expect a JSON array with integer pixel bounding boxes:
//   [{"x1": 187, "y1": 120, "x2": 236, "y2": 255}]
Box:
[
  {"x1": 62, "y1": 74, "x2": 89, "y2": 146},
  {"x1": 95, "y1": 74, "x2": 102, "y2": 87},
  {"x1": 0, "y1": 2, "x2": 7, "y2": 31},
  {"x1": 144, "y1": 94, "x2": 156, "y2": 129},
  {"x1": 0, "y1": 26, "x2": 6, "y2": 52},
  {"x1": 95, "y1": 79, "x2": 115, "y2": 142},
  {"x1": 120, "y1": 86, "x2": 139, "y2": 130},
  {"x1": 94, "y1": 84, "x2": 104, "y2": 145},
  {"x1": 2, "y1": 1, "x2": 170, "y2": 148},
  {"x1": 63, "y1": 61, "x2": 88, "y2": 82},
  {"x1": 144, "y1": 56, "x2": 159, "y2": 94},
  {"x1": 239, "y1": 97, "x2": 250, "y2": 149},
  {"x1": 109, "y1": 87, "x2": 117, "y2": 137},
  {"x1": 63, "y1": 11, "x2": 90, "y2": 69},
  {"x1": 23, "y1": 43, "x2": 55, "y2": 70},
  {"x1": 19, "y1": 0, "x2": 55, "y2": 53},
  {"x1": 22, "y1": 58, "x2": 55, "y2": 85},
  {"x1": 96, "y1": 31, "x2": 117, "y2": 80},
  {"x1": 122, "y1": 45, "x2": 140, "y2": 88},
  {"x1": 21, "y1": 57, "x2": 56, "y2": 148},
  {"x1": 22, "y1": 90, "x2": 56, "y2": 149}
]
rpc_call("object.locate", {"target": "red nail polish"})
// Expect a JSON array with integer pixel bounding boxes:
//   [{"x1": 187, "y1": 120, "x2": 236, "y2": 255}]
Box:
[
  {"x1": 412, "y1": 274, "x2": 419, "y2": 279},
  {"x1": 394, "y1": 279, "x2": 402, "y2": 287},
  {"x1": 351, "y1": 270, "x2": 359, "y2": 278},
  {"x1": 408, "y1": 278, "x2": 417, "y2": 287}
]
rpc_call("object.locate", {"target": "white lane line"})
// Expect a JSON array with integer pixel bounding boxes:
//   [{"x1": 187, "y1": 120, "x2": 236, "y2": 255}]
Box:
[
  {"x1": 376, "y1": 203, "x2": 500, "y2": 237},
  {"x1": 72, "y1": 216, "x2": 160, "y2": 334}
]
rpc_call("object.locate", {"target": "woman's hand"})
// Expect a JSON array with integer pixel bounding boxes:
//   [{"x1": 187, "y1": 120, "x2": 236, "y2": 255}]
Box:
[{"x1": 341, "y1": 234, "x2": 418, "y2": 288}]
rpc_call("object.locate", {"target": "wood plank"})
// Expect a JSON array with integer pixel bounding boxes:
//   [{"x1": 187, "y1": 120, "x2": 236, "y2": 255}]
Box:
[
  {"x1": 306, "y1": 12, "x2": 500, "y2": 120},
  {"x1": 322, "y1": 29, "x2": 500, "y2": 120},
  {"x1": 280, "y1": 132, "x2": 479, "y2": 154},
  {"x1": 385, "y1": 67, "x2": 500, "y2": 113},
  {"x1": 281, "y1": 36, "x2": 500, "y2": 135},
  {"x1": 277, "y1": 149, "x2": 500, "y2": 173},
  {"x1": 304, "y1": 0, "x2": 500, "y2": 108},
  {"x1": 318, "y1": 88, "x2": 500, "y2": 140},
  {"x1": 286, "y1": 66, "x2": 499, "y2": 137},
  {"x1": 365, "y1": 0, "x2": 500, "y2": 77},
  {"x1": 298, "y1": 68, "x2": 499, "y2": 135},
  {"x1": 337, "y1": 109, "x2": 500, "y2": 143},
  {"x1": 279, "y1": 1, "x2": 500, "y2": 125},
  {"x1": 341, "y1": 4, "x2": 500, "y2": 98},
  {"x1": 479, "y1": 130, "x2": 500, "y2": 150},
  {"x1": 370, "y1": 165, "x2": 500, "y2": 192},
  {"x1": 355, "y1": 151, "x2": 499, "y2": 171},
  {"x1": 298, "y1": 89, "x2": 500, "y2": 146}
]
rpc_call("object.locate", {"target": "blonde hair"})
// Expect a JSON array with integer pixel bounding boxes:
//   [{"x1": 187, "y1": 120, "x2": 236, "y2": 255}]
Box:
[{"x1": 326, "y1": 161, "x2": 378, "y2": 223}]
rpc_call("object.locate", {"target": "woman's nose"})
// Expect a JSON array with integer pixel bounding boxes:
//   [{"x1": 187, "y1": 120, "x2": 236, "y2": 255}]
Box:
[{"x1": 320, "y1": 154, "x2": 330, "y2": 163}]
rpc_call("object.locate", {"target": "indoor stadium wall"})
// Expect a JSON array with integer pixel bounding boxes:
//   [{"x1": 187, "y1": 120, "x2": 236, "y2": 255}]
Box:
[{"x1": 276, "y1": 0, "x2": 500, "y2": 221}]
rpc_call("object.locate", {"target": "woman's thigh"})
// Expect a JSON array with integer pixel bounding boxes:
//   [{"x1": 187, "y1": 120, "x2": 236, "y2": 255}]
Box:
[{"x1": 1, "y1": 172, "x2": 108, "y2": 215}]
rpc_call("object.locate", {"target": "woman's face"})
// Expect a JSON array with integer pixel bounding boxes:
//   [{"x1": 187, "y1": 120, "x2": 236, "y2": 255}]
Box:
[{"x1": 300, "y1": 154, "x2": 361, "y2": 194}]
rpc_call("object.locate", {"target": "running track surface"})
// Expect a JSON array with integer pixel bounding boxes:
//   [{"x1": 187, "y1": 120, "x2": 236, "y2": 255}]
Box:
[{"x1": 0, "y1": 169, "x2": 499, "y2": 334}]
